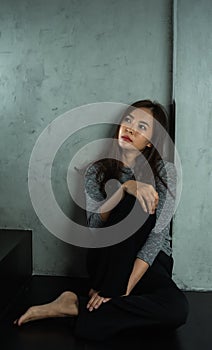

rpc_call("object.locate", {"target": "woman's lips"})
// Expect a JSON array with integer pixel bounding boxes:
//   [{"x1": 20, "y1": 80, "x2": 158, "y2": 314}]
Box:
[{"x1": 121, "y1": 135, "x2": 133, "y2": 142}]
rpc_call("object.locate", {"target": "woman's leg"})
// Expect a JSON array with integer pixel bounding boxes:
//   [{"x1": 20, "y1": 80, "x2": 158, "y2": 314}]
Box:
[
  {"x1": 15, "y1": 267, "x2": 188, "y2": 341},
  {"x1": 14, "y1": 291, "x2": 79, "y2": 326},
  {"x1": 14, "y1": 196, "x2": 150, "y2": 326},
  {"x1": 87, "y1": 194, "x2": 156, "y2": 297},
  {"x1": 86, "y1": 193, "x2": 136, "y2": 292},
  {"x1": 14, "y1": 195, "x2": 158, "y2": 333},
  {"x1": 74, "y1": 271, "x2": 189, "y2": 341}
]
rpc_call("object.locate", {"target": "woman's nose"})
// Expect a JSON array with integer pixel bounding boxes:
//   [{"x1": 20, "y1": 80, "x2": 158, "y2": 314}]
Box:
[{"x1": 126, "y1": 127, "x2": 134, "y2": 134}]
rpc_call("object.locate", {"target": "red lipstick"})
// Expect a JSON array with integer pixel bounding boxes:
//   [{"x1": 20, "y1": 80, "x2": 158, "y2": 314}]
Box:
[{"x1": 121, "y1": 135, "x2": 133, "y2": 142}]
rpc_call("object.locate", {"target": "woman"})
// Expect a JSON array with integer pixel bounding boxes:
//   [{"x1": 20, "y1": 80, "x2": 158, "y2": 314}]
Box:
[{"x1": 14, "y1": 100, "x2": 189, "y2": 341}]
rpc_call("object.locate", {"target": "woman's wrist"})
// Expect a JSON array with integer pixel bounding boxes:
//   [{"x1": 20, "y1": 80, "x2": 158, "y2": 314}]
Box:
[
  {"x1": 99, "y1": 185, "x2": 126, "y2": 221},
  {"x1": 121, "y1": 182, "x2": 128, "y2": 193}
]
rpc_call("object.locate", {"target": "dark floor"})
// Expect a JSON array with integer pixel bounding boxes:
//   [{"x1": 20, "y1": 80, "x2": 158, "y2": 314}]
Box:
[{"x1": 1, "y1": 276, "x2": 212, "y2": 350}]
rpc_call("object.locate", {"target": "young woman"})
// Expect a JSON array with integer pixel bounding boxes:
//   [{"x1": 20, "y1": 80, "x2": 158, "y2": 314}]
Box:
[{"x1": 14, "y1": 100, "x2": 189, "y2": 341}]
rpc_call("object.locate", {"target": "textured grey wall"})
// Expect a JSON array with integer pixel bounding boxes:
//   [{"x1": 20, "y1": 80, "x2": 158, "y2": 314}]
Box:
[
  {"x1": 172, "y1": 0, "x2": 212, "y2": 290},
  {"x1": 0, "y1": 0, "x2": 171, "y2": 276}
]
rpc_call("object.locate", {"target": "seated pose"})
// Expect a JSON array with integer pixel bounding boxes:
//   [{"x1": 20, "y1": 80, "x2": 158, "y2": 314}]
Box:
[{"x1": 14, "y1": 100, "x2": 189, "y2": 341}]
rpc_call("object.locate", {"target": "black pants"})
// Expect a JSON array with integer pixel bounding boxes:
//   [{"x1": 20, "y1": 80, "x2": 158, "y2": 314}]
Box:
[{"x1": 74, "y1": 194, "x2": 189, "y2": 341}]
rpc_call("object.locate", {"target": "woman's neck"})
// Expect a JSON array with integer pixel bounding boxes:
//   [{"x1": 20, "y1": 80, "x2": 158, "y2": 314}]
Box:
[{"x1": 121, "y1": 152, "x2": 137, "y2": 168}]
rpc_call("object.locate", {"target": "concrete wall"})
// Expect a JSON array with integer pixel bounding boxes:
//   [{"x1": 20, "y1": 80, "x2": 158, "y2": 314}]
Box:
[
  {"x1": 0, "y1": 0, "x2": 171, "y2": 276},
  {"x1": 172, "y1": 0, "x2": 212, "y2": 290},
  {"x1": 2, "y1": 0, "x2": 211, "y2": 291}
]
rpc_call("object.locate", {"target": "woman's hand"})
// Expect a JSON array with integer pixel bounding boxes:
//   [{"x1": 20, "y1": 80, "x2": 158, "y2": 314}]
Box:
[
  {"x1": 87, "y1": 291, "x2": 111, "y2": 312},
  {"x1": 122, "y1": 180, "x2": 159, "y2": 214},
  {"x1": 88, "y1": 288, "x2": 98, "y2": 298}
]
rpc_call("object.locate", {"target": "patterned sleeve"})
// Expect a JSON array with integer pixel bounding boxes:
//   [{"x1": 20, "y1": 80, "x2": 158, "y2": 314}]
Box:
[
  {"x1": 84, "y1": 163, "x2": 106, "y2": 228},
  {"x1": 136, "y1": 161, "x2": 177, "y2": 266}
]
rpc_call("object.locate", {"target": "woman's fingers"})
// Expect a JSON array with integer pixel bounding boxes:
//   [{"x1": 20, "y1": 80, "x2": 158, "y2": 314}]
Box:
[
  {"x1": 155, "y1": 194, "x2": 159, "y2": 207},
  {"x1": 102, "y1": 298, "x2": 111, "y2": 303},
  {"x1": 134, "y1": 183, "x2": 159, "y2": 214},
  {"x1": 88, "y1": 288, "x2": 97, "y2": 298},
  {"x1": 92, "y1": 297, "x2": 104, "y2": 310},
  {"x1": 86, "y1": 292, "x2": 111, "y2": 311},
  {"x1": 124, "y1": 180, "x2": 159, "y2": 214},
  {"x1": 86, "y1": 292, "x2": 98, "y2": 309},
  {"x1": 87, "y1": 293, "x2": 100, "y2": 309},
  {"x1": 87, "y1": 294, "x2": 104, "y2": 311},
  {"x1": 137, "y1": 194, "x2": 148, "y2": 213},
  {"x1": 138, "y1": 191, "x2": 158, "y2": 214}
]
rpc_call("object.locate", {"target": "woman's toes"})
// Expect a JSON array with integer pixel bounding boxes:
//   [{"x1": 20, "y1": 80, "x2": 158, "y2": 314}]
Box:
[
  {"x1": 16, "y1": 307, "x2": 35, "y2": 326},
  {"x1": 13, "y1": 291, "x2": 79, "y2": 326}
]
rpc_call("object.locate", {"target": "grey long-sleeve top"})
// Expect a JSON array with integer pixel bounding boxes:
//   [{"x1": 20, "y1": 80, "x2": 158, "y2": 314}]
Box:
[{"x1": 84, "y1": 160, "x2": 177, "y2": 266}]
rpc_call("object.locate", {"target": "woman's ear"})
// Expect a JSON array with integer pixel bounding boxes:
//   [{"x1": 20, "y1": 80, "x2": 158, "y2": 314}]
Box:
[{"x1": 146, "y1": 142, "x2": 152, "y2": 148}]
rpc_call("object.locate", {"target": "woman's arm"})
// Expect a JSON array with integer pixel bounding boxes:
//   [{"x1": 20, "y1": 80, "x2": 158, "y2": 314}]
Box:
[
  {"x1": 136, "y1": 161, "x2": 177, "y2": 266},
  {"x1": 125, "y1": 258, "x2": 149, "y2": 295},
  {"x1": 85, "y1": 163, "x2": 159, "y2": 227},
  {"x1": 87, "y1": 257, "x2": 150, "y2": 310},
  {"x1": 99, "y1": 180, "x2": 159, "y2": 221},
  {"x1": 122, "y1": 162, "x2": 177, "y2": 295},
  {"x1": 84, "y1": 163, "x2": 125, "y2": 227}
]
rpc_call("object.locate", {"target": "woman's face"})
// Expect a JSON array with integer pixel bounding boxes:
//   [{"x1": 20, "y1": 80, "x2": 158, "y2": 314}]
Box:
[{"x1": 118, "y1": 107, "x2": 154, "y2": 152}]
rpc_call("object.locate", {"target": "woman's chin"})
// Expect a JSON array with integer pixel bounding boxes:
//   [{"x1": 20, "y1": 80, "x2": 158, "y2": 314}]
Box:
[
  {"x1": 118, "y1": 139, "x2": 134, "y2": 149},
  {"x1": 118, "y1": 140, "x2": 139, "y2": 153}
]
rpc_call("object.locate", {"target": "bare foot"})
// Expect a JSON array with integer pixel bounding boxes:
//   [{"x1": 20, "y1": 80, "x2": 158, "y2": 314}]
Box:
[{"x1": 14, "y1": 291, "x2": 78, "y2": 326}]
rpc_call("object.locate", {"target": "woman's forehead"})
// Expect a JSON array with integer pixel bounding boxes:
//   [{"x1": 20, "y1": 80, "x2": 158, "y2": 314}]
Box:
[{"x1": 123, "y1": 107, "x2": 154, "y2": 124}]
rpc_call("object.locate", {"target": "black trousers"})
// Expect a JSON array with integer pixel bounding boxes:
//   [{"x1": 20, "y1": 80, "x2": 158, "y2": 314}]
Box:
[{"x1": 74, "y1": 194, "x2": 189, "y2": 341}]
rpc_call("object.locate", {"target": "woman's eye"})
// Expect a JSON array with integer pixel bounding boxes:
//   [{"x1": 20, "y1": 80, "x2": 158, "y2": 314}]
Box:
[
  {"x1": 139, "y1": 124, "x2": 146, "y2": 131},
  {"x1": 123, "y1": 116, "x2": 131, "y2": 123}
]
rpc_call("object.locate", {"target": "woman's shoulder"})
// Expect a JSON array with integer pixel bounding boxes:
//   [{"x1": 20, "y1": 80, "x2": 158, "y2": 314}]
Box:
[
  {"x1": 85, "y1": 160, "x2": 102, "y2": 174},
  {"x1": 84, "y1": 160, "x2": 106, "y2": 182},
  {"x1": 156, "y1": 159, "x2": 177, "y2": 183}
]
